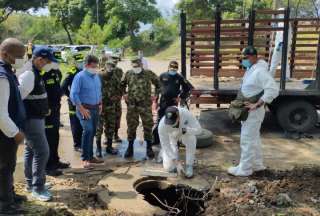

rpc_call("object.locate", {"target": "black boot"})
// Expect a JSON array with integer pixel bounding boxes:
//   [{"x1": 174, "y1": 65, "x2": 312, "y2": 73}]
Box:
[
  {"x1": 114, "y1": 130, "x2": 122, "y2": 143},
  {"x1": 106, "y1": 138, "x2": 118, "y2": 155},
  {"x1": 96, "y1": 139, "x2": 102, "y2": 158},
  {"x1": 124, "y1": 140, "x2": 134, "y2": 158},
  {"x1": 146, "y1": 140, "x2": 155, "y2": 159}
]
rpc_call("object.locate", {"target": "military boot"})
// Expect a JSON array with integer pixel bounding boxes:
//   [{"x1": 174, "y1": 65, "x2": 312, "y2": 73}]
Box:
[
  {"x1": 96, "y1": 139, "x2": 102, "y2": 158},
  {"x1": 146, "y1": 140, "x2": 155, "y2": 159},
  {"x1": 106, "y1": 138, "x2": 118, "y2": 155},
  {"x1": 124, "y1": 140, "x2": 134, "y2": 158},
  {"x1": 114, "y1": 130, "x2": 122, "y2": 143}
]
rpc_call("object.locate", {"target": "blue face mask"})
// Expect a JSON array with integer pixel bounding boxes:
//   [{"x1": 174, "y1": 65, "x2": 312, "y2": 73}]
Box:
[
  {"x1": 242, "y1": 59, "x2": 252, "y2": 69},
  {"x1": 168, "y1": 70, "x2": 177, "y2": 75}
]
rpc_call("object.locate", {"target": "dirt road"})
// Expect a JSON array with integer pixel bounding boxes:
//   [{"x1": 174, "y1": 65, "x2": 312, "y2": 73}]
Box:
[{"x1": 13, "y1": 59, "x2": 320, "y2": 216}]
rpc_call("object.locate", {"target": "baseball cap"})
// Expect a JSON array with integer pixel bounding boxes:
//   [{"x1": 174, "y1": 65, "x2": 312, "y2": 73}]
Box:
[
  {"x1": 165, "y1": 106, "x2": 179, "y2": 125},
  {"x1": 242, "y1": 46, "x2": 258, "y2": 56},
  {"x1": 33, "y1": 46, "x2": 58, "y2": 62}
]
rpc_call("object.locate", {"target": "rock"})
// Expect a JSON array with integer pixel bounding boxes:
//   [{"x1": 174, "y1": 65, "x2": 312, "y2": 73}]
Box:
[
  {"x1": 246, "y1": 181, "x2": 258, "y2": 194},
  {"x1": 276, "y1": 193, "x2": 293, "y2": 207}
]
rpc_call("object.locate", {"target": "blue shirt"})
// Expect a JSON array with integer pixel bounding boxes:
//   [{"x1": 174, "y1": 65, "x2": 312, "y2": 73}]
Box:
[{"x1": 70, "y1": 70, "x2": 102, "y2": 106}]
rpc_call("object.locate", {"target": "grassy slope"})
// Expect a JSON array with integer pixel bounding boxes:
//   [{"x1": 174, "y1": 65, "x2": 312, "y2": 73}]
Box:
[{"x1": 150, "y1": 38, "x2": 181, "y2": 60}]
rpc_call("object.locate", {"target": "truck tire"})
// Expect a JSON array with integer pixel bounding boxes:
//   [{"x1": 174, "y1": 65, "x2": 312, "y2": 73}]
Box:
[
  {"x1": 196, "y1": 128, "x2": 214, "y2": 149},
  {"x1": 276, "y1": 100, "x2": 317, "y2": 132}
]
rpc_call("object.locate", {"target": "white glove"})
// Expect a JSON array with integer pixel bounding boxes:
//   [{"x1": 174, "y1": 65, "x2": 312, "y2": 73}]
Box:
[
  {"x1": 176, "y1": 161, "x2": 185, "y2": 176},
  {"x1": 171, "y1": 130, "x2": 180, "y2": 139}
]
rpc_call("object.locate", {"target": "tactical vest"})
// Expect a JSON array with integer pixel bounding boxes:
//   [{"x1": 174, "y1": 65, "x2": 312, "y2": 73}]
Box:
[
  {"x1": 0, "y1": 62, "x2": 26, "y2": 131},
  {"x1": 24, "y1": 66, "x2": 49, "y2": 119}
]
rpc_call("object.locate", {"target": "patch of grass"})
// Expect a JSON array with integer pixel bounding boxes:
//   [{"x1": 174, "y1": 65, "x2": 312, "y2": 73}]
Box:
[{"x1": 151, "y1": 38, "x2": 181, "y2": 60}]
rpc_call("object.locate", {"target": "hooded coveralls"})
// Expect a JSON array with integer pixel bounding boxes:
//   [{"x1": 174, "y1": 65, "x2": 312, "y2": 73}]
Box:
[
  {"x1": 158, "y1": 107, "x2": 202, "y2": 171},
  {"x1": 229, "y1": 59, "x2": 279, "y2": 176}
]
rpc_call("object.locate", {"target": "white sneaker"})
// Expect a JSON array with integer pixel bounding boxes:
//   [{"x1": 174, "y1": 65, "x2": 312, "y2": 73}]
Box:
[{"x1": 228, "y1": 166, "x2": 253, "y2": 177}]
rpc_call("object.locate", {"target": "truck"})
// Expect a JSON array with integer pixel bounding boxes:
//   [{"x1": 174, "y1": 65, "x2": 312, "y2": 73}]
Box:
[{"x1": 180, "y1": 6, "x2": 320, "y2": 133}]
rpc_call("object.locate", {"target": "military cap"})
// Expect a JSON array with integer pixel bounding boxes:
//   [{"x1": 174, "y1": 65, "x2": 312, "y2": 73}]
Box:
[
  {"x1": 242, "y1": 46, "x2": 258, "y2": 56},
  {"x1": 131, "y1": 56, "x2": 142, "y2": 67}
]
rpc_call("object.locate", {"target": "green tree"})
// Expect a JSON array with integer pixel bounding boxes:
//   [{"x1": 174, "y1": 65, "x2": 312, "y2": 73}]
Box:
[
  {"x1": 104, "y1": 0, "x2": 161, "y2": 50},
  {"x1": 48, "y1": 0, "x2": 87, "y2": 44},
  {"x1": 0, "y1": 0, "x2": 47, "y2": 23},
  {"x1": 76, "y1": 14, "x2": 106, "y2": 45}
]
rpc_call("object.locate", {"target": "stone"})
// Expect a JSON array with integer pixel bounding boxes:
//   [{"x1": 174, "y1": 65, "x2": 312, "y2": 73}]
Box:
[{"x1": 276, "y1": 193, "x2": 293, "y2": 207}]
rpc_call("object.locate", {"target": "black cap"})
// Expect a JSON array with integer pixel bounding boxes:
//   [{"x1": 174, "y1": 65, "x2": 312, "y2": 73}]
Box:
[
  {"x1": 33, "y1": 46, "x2": 58, "y2": 62},
  {"x1": 242, "y1": 46, "x2": 258, "y2": 56},
  {"x1": 165, "y1": 106, "x2": 179, "y2": 125}
]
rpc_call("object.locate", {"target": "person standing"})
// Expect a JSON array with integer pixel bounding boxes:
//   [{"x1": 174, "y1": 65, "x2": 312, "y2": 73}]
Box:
[
  {"x1": 61, "y1": 53, "x2": 85, "y2": 152},
  {"x1": 20, "y1": 46, "x2": 57, "y2": 202},
  {"x1": 159, "y1": 106, "x2": 202, "y2": 178},
  {"x1": 121, "y1": 57, "x2": 160, "y2": 159},
  {"x1": 153, "y1": 61, "x2": 193, "y2": 145},
  {"x1": 111, "y1": 54, "x2": 123, "y2": 142},
  {"x1": 70, "y1": 55, "x2": 103, "y2": 168},
  {"x1": 42, "y1": 52, "x2": 70, "y2": 177},
  {"x1": 96, "y1": 60, "x2": 123, "y2": 157},
  {"x1": 228, "y1": 46, "x2": 279, "y2": 177},
  {"x1": 0, "y1": 38, "x2": 27, "y2": 215}
]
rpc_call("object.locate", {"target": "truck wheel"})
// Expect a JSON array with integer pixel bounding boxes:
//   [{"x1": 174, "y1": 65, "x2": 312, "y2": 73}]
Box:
[
  {"x1": 196, "y1": 128, "x2": 213, "y2": 149},
  {"x1": 276, "y1": 100, "x2": 318, "y2": 132}
]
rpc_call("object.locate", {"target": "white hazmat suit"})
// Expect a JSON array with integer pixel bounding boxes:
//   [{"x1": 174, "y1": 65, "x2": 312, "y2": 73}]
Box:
[
  {"x1": 159, "y1": 107, "x2": 202, "y2": 173},
  {"x1": 269, "y1": 11, "x2": 293, "y2": 78},
  {"x1": 228, "y1": 59, "x2": 279, "y2": 176}
]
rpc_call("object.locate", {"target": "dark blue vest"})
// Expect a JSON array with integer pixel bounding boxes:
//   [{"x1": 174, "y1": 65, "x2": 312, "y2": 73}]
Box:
[{"x1": 0, "y1": 61, "x2": 26, "y2": 132}]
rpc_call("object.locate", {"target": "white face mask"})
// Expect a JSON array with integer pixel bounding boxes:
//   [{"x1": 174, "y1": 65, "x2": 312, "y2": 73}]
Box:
[
  {"x1": 12, "y1": 58, "x2": 26, "y2": 69},
  {"x1": 51, "y1": 62, "x2": 60, "y2": 70},
  {"x1": 87, "y1": 68, "x2": 99, "y2": 74},
  {"x1": 133, "y1": 67, "x2": 142, "y2": 74},
  {"x1": 42, "y1": 63, "x2": 54, "y2": 72}
]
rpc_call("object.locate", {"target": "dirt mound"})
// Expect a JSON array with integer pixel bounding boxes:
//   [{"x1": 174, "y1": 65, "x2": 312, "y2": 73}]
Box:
[{"x1": 204, "y1": 166, "x2": 320, "y2": 216}]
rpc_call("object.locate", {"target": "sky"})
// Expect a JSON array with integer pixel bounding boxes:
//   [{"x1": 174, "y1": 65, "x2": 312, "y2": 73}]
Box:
[{"x1": 30, "y1": 0, "x2": 179, "y2": 16}]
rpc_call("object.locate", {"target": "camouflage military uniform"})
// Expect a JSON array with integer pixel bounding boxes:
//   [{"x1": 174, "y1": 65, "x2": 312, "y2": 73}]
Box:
[
  {"x1": 121, "y1": 69, "x2": 160, "y2": 142},
  {"x1": 96, "y1": 67, "x2": 123, "y2": 140}
]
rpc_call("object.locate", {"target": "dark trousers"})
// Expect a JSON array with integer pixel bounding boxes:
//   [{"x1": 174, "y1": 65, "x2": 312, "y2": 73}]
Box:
[
  {"x1": 45, "y1": 105, "x2": 60, "y2": 170},
  {"x1": 0, "y1": 132, "x2": 18, "y2": 209},
  {"x1": 152, "y1": 97, "x2": 178, "y2": 144},
  {"x1": 69, "y1": 103, "x2": 83, "y2": 148}
]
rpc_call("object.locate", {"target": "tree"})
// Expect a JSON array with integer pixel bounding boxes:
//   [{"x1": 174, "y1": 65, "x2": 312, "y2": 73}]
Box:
[
  {"x1": 0, "y1": 0, "x2": 47, "y2": 23},
  {"x1": 104, "y1": 0, "x2": 161, "y2": 50},
  {"x1": 76, "y1": 14, "x2": 106, "y2": 45},
  {"x1": 48, "y1": 0, "x2": 86, "y2": 44}
]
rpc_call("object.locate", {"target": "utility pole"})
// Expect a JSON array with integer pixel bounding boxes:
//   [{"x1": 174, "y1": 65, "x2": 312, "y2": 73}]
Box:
[{"x1": 96, "y1": 0, "x2": 99, "y2": 25}]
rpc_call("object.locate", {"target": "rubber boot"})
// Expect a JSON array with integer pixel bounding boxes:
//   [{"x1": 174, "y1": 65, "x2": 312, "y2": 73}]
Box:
[
  {"x1": 114, "y1": 130, "x2": 122, "y2": 143},
  {"x1": 106, "y1": 138, "x2": 118, "y2": 155},
  {"x1": 124, "y1": 140, "x2": 134, "y2": 158},
  {"x1": 146, "y1": 140, "x2": 155, "y2": 159},
  {"x1": 96, "y1": 139, "x2": 102, "y2": 158}
]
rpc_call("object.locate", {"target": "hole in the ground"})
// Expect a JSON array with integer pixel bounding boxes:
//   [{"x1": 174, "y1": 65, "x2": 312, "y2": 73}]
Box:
[{"x1": 134, "y1": 177, "x2": 208, "y2": 216}]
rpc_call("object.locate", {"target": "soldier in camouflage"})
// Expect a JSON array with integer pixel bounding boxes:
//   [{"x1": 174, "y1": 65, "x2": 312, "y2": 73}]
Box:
[
  {"x1": 96, "y1": 60, "x2": 123, "y2": 157},
  {"x1": 121, "y1": 57, "x2": 160, "y2": 159},
  {"x1": 110, "y1": 54, "x2": 123, "y2": 142}
]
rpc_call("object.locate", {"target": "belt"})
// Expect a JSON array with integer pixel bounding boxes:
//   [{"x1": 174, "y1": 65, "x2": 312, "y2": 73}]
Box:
[{"x1": 82, "y1": 104, "x2": 100, "y2": 109}]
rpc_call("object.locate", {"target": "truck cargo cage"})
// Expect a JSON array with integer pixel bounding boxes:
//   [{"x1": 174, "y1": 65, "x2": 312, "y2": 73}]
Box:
[{"x1": 180, "y1": 6, "x2": 320, "y2": 133}]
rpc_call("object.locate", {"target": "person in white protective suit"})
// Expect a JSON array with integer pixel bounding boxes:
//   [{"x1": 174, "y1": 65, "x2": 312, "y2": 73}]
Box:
[
  {"x1": 269, "y1": 8, "x2": 293, "y2": 79},
  {"x1": 158, "y1": 106, "x2": 202, "y2": 178},
  {"x1": 228, "y1": 46, "x2": 279, "y2": 177}
]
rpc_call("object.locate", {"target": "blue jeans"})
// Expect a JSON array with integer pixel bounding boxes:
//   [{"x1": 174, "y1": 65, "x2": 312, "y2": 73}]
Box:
[
  {"x1": 24, "y1": 119, "x2": 49, "y2": 192},
  {"x1": 77, "y1": 109, "x2": 99, "y2": 161}
]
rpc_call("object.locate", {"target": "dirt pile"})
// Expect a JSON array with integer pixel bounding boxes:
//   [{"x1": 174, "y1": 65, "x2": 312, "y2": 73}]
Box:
[{"x1": 204, "y1": 166, "x2": 320, "y2": 216}]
